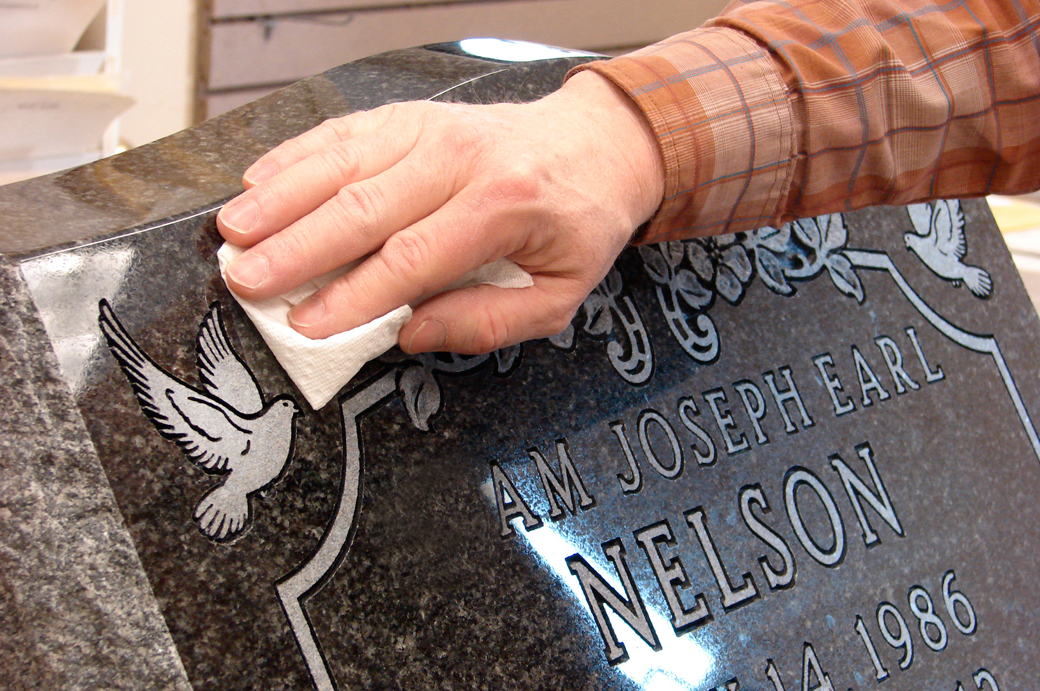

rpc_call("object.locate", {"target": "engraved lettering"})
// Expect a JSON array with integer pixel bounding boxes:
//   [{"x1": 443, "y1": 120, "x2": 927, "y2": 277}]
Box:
[
  {"x1": 739, "y1": 484, "x2": 796, "y2": 590},
  {"x1": 610, "y1": 421, "x2": 642, "y2": 494},
  {"x1": 638, "y1": 409, "x2": 684, "y2": 479},
  {"x1": 906, "y1": 326, "x2": 945, "y2": 383},
  {"x1": 812, "y1": 353, "x2": 855, "y2": 416},
  {"x1": 734, "y1": 380, "x2": 769, "y2": 446},
  {"x1": 633, "y1": 519, "x2": 712, "y2": 634},
  {"x1": 763, "y1": 367, "x2": 815, "y2": 433},
  {"x1": 566, "y1": 539, "x2": 661, "y2": 665},
  {"x1": 490, "y1": 462, "x2": 542, "y2": 538},
  {"x1": 874, "y1": 336, "x2": 920, "y2": 394},
  {"x1": 678, "y1": 396, "x2": 718, "y2": 466},
  {"x1": 685, "y1": 507, "x2": 759, "y2": 611},
  {"x1": 704, "y1": 388, "x2": 750, "y2": 455},
  {"x1": 530, "y1": 440, "x2": 595, "y2": 521},
  {"x1": 784, "y1": 467, "x2": 846, "y2": 567},
  {"x1": 852, "y1": 345, "x2": 891, "y2": 407},
  {"x1": 829, "y1": 442, "x2": 903, "y2": 547}
]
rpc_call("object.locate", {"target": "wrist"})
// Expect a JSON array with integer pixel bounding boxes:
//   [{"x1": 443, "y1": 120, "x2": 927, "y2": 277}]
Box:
[{"x1": 552, "y1": 70, "x2": 666, "y2": 236}]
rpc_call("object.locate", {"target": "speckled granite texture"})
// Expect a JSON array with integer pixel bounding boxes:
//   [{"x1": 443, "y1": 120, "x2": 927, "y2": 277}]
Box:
[
  {"x1": 4, "y1": 42, "x2": 1040, "y2": 691},
  {"x1": 0, "y1": 258, "x2": 190, "y2": 690}
]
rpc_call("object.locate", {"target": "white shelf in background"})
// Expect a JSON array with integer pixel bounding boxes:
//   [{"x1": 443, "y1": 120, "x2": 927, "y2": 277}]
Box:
[
  {"x1": 0, "y1": 0, "x2": 107, "y2": 58},
  {"x1": 0, "y1": 51, "x2": 106, "y2": 78}
]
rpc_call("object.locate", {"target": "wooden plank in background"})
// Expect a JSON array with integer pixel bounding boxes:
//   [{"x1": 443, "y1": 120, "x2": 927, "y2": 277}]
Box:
[
  {"x1": 213, "y1": 0, "x2": 479, "y2": 20},
  {"x1": 208, "y1": 0, "x2": 724, "y2": 90}
]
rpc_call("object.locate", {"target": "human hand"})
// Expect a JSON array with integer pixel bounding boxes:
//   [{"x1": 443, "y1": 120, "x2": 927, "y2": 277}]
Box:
[{"x1": 216, "y1": 70, "x2": 664, "y2": 354}]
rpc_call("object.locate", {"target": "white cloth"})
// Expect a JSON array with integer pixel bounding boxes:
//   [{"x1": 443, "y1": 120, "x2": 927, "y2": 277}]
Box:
[{"x1": 217, "y1": 243, "x2": 533, "y2": 410}]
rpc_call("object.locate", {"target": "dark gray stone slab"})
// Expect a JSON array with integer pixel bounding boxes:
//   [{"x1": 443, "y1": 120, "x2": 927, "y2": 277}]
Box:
[{"x1": 3, "y1": 41, "x2": 1040, "y2": 691}]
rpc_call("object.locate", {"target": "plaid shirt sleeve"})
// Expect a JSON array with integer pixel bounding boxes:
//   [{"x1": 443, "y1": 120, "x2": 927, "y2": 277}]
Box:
[{"x1": 575, "y1": 0, "x2": 1040, "y2": 244}]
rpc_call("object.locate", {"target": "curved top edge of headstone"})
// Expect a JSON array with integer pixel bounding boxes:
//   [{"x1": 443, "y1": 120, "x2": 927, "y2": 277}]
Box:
[{"x1": 0, "y1": 40, "x2": 600, "y2": 257}]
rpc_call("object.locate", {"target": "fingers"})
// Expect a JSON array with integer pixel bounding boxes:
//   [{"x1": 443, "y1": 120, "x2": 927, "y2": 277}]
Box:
[
  {"x1": 400, "y1": 277, "x2": 585, "y2": 354},
  {"x1": 284, "y1": 189, "x2": 523, "y2": 337},
  {"x1": 239, "y1": 104, "x2": 404, "y2": 188},
  {"x1": 224, "y1": 156, "x2": 458, "y2": 299},
  {"x1": 218, "y1": 128, "x2": 417, "y2": 247}
]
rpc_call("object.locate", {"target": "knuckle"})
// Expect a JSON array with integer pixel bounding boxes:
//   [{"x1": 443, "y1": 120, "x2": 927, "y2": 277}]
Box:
[
  {"x1": 333, "y1": 182, "x2": 384, "y2": 227},
  {"x1": 439, "y1": 120, "x2": 477, "y2": 152},
  {"x1": 370, "y1": 101, "x2": 403, "y2": 128},
  {"x1": 468, "y1": 304, "x2": 511, "y2": 354},
  {"x1": 317, "y1": 116, "x2": 353, "y2": 140},
  {"x1": 485, "y1": 162, "x2": 544, "y2": 205},
  {"x1": 381, "y1": 229, "x2": 434, "y2": 281},
  {"x1": 271, "y1": 227, "x2": 313, "y2": 266},
  {"x1": 432, "y1": 112, "x2": 485, "y2": 158},
  {"x1": 323, "y1": 142, "x2": 360, "y2": 181}
]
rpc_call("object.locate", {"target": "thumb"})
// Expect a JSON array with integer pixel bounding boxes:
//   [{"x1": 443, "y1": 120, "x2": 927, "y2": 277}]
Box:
[{"x1": 400, "y1": 278, "x2": 587, "y2": 355}]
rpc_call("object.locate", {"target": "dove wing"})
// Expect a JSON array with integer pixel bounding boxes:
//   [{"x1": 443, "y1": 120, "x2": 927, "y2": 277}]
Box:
[
  {"x1": 907, "y1": 203, "x2": 933, "y2": 237},
  {"x1": 933, "y1": 199, "x2": 968, "y2": 260},
  {"x1": 99, "y1": 300, "x2": 251, "y2": 473},
  {"x1": 196, "y1": 302, "x2": 264, "y2": 415},
  {"x1": 162, "y1": 386, "x2": 254, "y2": 473}
]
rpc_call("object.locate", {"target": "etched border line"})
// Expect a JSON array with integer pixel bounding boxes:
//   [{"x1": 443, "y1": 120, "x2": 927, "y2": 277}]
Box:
[
  {"x1": 846, "y1": 249, "x2": 1040, "y2": 461},
  {"x1": 275, "y1": 369, "x2": 397, "y2": 691}
]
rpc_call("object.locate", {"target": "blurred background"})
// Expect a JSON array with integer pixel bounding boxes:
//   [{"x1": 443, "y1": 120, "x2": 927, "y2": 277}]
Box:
[
  {"x1": 3, "y1": 0, "x2": 1040, "y2": 306},
  {"x1": 0, "y1": 0, "x2": 728, "y2": 184}
]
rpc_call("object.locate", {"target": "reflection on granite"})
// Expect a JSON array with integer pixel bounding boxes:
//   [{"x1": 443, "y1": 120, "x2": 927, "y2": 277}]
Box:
[
  {"x1": 5, "y1": 41, "x2": 1040, "y2": 691},
  {"x1": 0, "y1": 258, "x2": 190, "y2": 691},
  {"x1": 0, "y1": 47, "x2": 588, "y2": 256}
]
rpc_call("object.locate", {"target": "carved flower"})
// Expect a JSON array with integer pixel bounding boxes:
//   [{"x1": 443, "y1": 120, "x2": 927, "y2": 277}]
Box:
[
  {"x1": 579, "y1": 266, "x2": 623, "y2": 337},
  {"x1": 686, "y1": 236, "x2": 754, "y2": 304},
  {"x1": 639, "y1": 243, "x2": 712, "y2": 310},
  {"x1": 743, "y1": 225, "x2": 797, "y2": 296}
]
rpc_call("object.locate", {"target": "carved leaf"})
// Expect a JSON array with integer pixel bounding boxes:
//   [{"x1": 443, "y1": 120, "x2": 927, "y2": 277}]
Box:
[
  {"x1": 399, "y1": 365, "x2": 442, "y2": 432},
  {"x1": 792, "y1": 217, "x2": 823, "y2": 250},
  {"x1": 640, "y1": 245, "x2": 672, "y2": 284},
  {"x1": 716, "y1": 267, "x2": 745, "y2": 304},
  {"x1": 721, "y1": 246, "x2": 753, "y2": 283},
  {"x1": 747, "y1": 225, "x2": 792, "y2": 254},
  {"x1": 583, "y1": 293, "x2": 614, "y2": 336},
  {"x1": 755, "y1": 248, "x2": 793, "y2": 295},
  {"x1": 548, "y1": 323, "x2": 575, "y2": 349},
  {"x1": 826, "y1": 254, "x2": 865, "y2": 303},
  {"x1": 687, "y1": 241, "x2": 714, "y2": 282},
  {"x1": 494, "y1": 345, "x2": 522, "y2": 373},
  {"x1": 664, "y1": 241, "x2": 685, "y2": 269},
  {"x1": 603, "y1": 265, "x2": 623, "y2": 297},
  {"x1": 819, "y1": 213, "x2": 848, "y2": 252},
  {"x1": 674, "y1": 269, "x2": 713, "y2": 310}
]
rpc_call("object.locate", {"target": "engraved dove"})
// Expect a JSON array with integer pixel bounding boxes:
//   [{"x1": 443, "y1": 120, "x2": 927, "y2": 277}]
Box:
[
  {"x1": 98, "y1": 300, "x2": 302, "y2": 542},
  {"x1": 904, "y1": 199, "x2": 992, "y2": 298}
]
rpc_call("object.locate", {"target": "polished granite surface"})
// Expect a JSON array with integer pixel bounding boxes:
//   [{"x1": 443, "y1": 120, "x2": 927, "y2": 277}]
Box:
[{"x1": 3, "y1": 42, "x2": 1040, "y2": 691}]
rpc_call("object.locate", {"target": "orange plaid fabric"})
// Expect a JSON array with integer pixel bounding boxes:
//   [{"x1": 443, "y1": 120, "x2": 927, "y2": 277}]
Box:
[{"x1": 577, "y1": 0, "x2": 1040, "y2": 244}]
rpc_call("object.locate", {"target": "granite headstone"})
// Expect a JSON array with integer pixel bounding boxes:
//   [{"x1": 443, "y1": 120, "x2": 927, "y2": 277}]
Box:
[{"x1": 2, "y1": 41, "x2": 1039, "y2": 691}]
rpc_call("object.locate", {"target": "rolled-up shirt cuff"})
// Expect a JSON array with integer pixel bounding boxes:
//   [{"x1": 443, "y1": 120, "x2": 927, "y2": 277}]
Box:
[{"x1": 570, "y1": 27, "x2": 796, "y2": 244}]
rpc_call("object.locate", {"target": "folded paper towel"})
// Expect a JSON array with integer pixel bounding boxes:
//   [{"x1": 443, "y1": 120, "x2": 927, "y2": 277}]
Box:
[{"x1": 217, "y1": 243, "x2": 533, "y2": 409}]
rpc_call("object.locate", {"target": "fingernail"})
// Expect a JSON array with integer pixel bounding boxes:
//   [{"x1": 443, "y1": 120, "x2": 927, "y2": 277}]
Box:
[
  {"x1": 405, "y1": 319, "x2": 447, "y2": 353},
  {"x1": 289, "y1": 296, "x2": 325, "y2": 328},
  {"x1": 220, "y1": 198, "x2": 259, "y2": 235},
  {"x1": 244, "y1": 160, "x2": 279, "y2": 186},
  {"x1": 227, "y1": 253, "x2": 269, "y2": 290}
]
